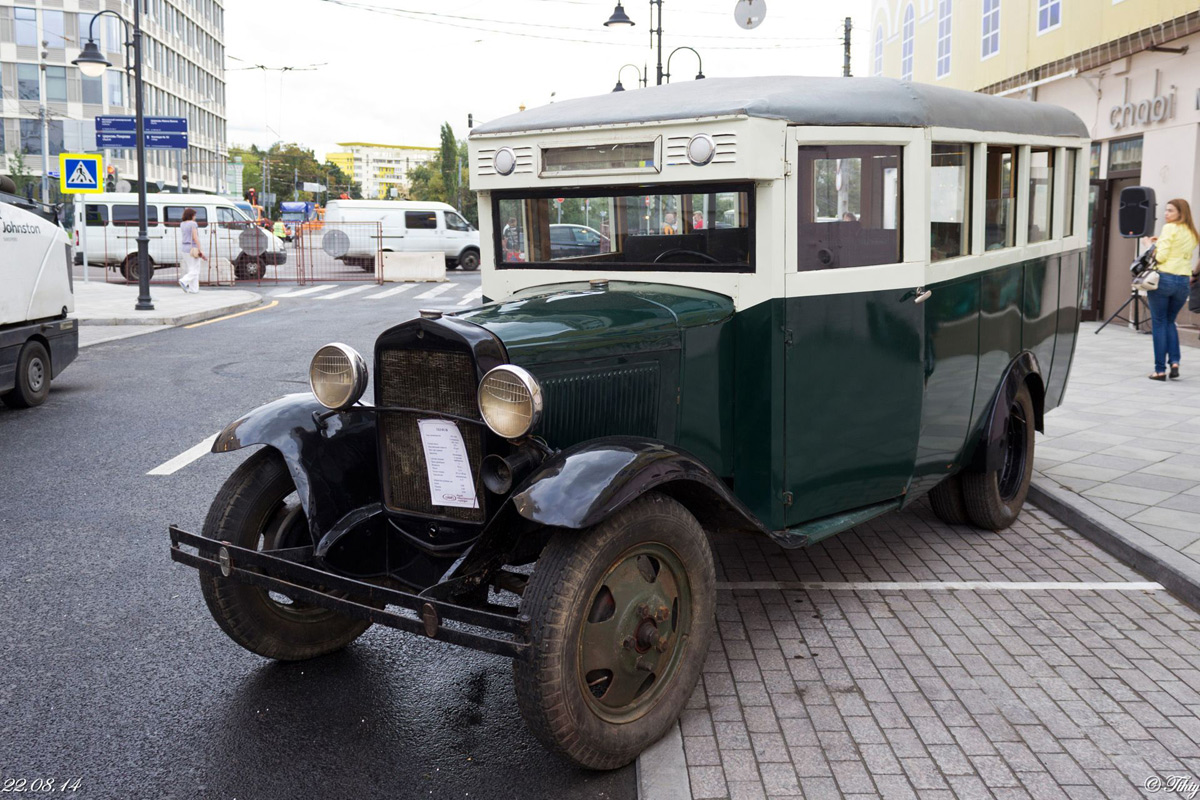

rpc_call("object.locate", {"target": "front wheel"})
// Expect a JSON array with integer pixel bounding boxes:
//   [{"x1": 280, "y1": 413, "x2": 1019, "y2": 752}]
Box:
[
  {"x1": 457, "y1": 249, "x2": 480, "y2": 271},
  {"x1": 962, "y1": 383, "x2": 1036, "y2": 530},
  {"x1": 514, "y1": 492, "x2": 715, "y2": 770},
  {"x1": 199, "y1": 449, "x2": 371, "y2": 660}
]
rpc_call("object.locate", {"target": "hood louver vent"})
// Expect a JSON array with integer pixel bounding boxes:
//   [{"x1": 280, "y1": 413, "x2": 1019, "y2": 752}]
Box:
[
  {"x1": 476, "y1": 145, "x2": 535, "y2": 176},
  {"x1": 665, "y1": 133, "x2": 736, "y2": 167}
]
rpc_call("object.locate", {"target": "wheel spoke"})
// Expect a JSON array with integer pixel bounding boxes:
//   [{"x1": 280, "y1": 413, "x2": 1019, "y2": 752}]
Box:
[
  {"x1": 580, "y1": 616, "x2": 622, "y2": 675},
  {"x1": 603, "y1": 668, "x2": 651, "y2": 709}
]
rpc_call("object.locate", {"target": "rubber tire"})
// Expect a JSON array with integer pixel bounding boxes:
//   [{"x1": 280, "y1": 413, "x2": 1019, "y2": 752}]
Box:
[
  {"x1": 199, "y1": 448, "x2": 371, "y2": 660},
  {"x1": 121, "y1": 254, "x2": 152, "y2": 282},
  {"x1": 457, "y1": 249, "x2": 480, "y2": 271},
  {"x1": 513, "y1": 492, "x2": 716, "y2": 770},
  {"x1": 962, "y1": 384, "x2": 1036, "y2": 531},
  {"x1": 928, "y1": 473, "x2": 970, "y2": 526},
  {"x1": 2, "y1": 340, "x2": 51, "y2": 409},
  {"x1": 234, "y1": 256, "x2": 265, "y2": 281}
]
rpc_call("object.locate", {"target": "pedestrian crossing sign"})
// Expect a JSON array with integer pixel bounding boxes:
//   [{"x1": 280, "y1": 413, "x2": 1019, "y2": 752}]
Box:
[{"x1": 59, "y1": 153, "x2": 103, "y2": 194}]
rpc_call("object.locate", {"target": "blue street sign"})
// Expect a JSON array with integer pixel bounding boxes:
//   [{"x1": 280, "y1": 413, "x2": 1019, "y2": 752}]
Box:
[
  {"x1": 59, "y1": 154, "x2": 103, "y2": 193},
  {"x1": 94, "y1": 116, "x2": 188, "y2": 149}
]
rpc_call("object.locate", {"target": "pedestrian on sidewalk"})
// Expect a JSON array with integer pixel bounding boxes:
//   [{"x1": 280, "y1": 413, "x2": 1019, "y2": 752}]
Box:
[
  {"x1": 178, "y1": 207, "x2": 204, "y2": 294},
  {"x1": 1146, "y1": 198, "x2": 1198, "y2": 381}
]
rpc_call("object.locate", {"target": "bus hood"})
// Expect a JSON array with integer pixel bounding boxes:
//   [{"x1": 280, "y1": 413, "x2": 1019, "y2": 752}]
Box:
[{"x1": 455, "y1": 281, "x2": 733, "y2": 364}]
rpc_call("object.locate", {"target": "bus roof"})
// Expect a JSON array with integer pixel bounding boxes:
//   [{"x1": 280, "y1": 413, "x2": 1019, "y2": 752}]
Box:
[{"x1": 472, "y1": 76, "x2": 1088, "y2": 138}]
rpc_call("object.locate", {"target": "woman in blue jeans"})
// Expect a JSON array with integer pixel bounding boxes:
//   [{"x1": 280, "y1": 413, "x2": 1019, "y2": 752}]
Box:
[{"x1": 1146, "y1": 199, "x2": 1199, "y2": 380}]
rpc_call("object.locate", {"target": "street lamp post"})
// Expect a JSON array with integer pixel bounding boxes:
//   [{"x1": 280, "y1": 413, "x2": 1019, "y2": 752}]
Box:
[
  {"x1": 611, "y1": 63, "x2": 647, "y2": 93},
  {"x1": 74, "y1": 5, "x2": 153, "y2": 311},
  {"x1": 604, "y1": 1, "x2": 667, "y2": 86},
  {"x1": 665, "y1": 47, "x2": 705, "y2": 84}
]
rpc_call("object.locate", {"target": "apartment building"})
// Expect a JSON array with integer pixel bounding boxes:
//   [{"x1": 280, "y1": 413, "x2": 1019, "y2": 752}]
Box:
[
  {"x1": 0, "y1": 0, "x2": 226, "y2": 197},
  {"x1": 332, "y1": 141, "x2": 437, "y2": 199},
  {"x1": 870, "y1": 0, "x2": 1200, "y2": 327}
]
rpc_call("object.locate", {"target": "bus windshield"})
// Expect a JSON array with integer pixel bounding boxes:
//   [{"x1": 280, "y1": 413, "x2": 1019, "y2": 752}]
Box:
[{"x1": 493, "y1": 183, "x2": 753, "y2": 272}]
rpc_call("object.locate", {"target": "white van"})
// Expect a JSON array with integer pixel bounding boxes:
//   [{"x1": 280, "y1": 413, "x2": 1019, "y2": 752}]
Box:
[
  {"x1": 1, "y1": 188, "x2": 77, "y2": 408},
  {"x1": 72, "y1": 193, "x2": 286, "y2": 281},
  {"x1": 320, "y1": 199, "x2": 480, "y2": 271}
]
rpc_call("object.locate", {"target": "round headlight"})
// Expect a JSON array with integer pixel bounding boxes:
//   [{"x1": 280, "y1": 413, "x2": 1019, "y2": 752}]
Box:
[
  {"x1": 687, "y1": 134, "x2": 716, "y2": 166},
  {"x1": 308, "y1": 343, "x2": 368, "y2": 410},
  {"x1": 478, "y1": 365, "x2": 543, "y2": 439},
  {"x1": 493, "y1": 147, "x2": 517, "y2": 176}
]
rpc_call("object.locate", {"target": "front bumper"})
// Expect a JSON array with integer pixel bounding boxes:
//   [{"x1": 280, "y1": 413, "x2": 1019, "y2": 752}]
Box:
[
  {"x1": 261, "y1": 249, "x2": 288, "y2": 265},
  {"x1": 169, "y1": 525, "x2": 530, "y2": 660}
]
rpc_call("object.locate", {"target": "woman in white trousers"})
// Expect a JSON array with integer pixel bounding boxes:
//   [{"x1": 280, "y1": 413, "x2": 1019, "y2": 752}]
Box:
[{"x1": 178, "y1": 207, "x2": 204, "y2": 293}]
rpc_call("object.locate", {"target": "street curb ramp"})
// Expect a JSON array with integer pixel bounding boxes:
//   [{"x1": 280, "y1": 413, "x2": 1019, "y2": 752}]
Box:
[
  {"x1": 80, "y1": 295, "x2": 264, "y2": 327},
  {"x1": 1030, "y1": 474, "x2": 1200, "y2": 611}
]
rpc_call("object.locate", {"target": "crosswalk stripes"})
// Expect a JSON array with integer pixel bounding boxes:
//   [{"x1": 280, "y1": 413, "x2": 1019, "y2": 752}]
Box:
[
  {"x1": 414, "y1": 282, "x2": 456, "y2": 300},
  {"x1": 274, "y1": 284, "x2": 336, "y2": 298},
  {"x1": 365, "y1": 284, "x2": 417, "y2": 300},
  {"x1": 317, "y1": 285, "x2": 373, "y2": 300},
  {"x1": 457, "y1": 288, "x2": 484, "y2": 306}
]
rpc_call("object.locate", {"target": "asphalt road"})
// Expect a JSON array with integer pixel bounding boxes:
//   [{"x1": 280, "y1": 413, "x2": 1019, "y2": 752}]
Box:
[{"x1": 0, "y1": 272, "x2": 634, "y2": 800}]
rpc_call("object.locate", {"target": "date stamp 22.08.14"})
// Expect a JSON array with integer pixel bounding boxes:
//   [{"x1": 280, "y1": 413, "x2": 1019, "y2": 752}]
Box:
[{"x1": 0, "y1": 778, "x2": 82, "y2": 793}]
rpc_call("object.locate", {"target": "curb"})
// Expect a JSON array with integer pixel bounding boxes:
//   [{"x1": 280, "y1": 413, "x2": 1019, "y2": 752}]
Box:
[
  {"x1": 78, "y1": 295, "x2": 263, "y2": 327},
  {"x1": 1029, "y1": 474, "x2": 1200, "y2": 610},
  {"x1": 637, "y1": 722, "x2": 692, "y2": 800}
]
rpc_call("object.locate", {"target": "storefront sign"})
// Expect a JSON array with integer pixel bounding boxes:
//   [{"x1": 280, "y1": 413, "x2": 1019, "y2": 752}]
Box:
[{"x1": 1110, "y1": 71, "x2": 1177, "y2": 131}]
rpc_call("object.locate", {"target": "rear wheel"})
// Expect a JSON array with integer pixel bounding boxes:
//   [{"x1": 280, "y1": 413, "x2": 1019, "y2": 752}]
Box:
[
  {"x1": 2, "y1": 340, "x2": 51, "y2": 409},
  {"x1": 513, "y1": 492, "x2": 715, "y2": 770},
  {"x1": 121, "y1": 254, "x2": 153, "y2": 282},
  {"x1": 962, "y1": 384, "x2": 1036, "y2": 530},
  {"x1": 199, "y1": 449, "x2": 371, "y2": 660},
  {"x1": 457, "y1": 249, "x2": 480, "y2": 271}
]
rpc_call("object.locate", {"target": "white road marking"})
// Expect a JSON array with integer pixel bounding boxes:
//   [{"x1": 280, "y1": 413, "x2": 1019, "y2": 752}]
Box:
[
  {"x1": 457, "y1": 287, "x2": 484, "y2": 306},
  {"x1": 275, "y1": 284, "x2": 335, "y2": 298},
  {"x1": 366, "y1": 284, "x2": 418, "y2": 300},
  {"x1": 716, "y1": 580, "x2": 1164, "y2": 592},
  {"x1": 414, "y1": 282, "x2": 456, "y2": 299},
  {"x1": 148, "y1": 434, "x2": 219, "y2": 476},
  {"x1": 318, "y1": 285, "x2": 373, "y2": 300}
]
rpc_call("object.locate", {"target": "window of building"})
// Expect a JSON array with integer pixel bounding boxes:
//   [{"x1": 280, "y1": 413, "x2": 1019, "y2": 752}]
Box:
[
  {"x1": 19, "y1": 119, "x2": 41, "y2": 154},
  {"x1": 931, "y1": 143, "x2": 971, "y2": 261},
  {"x1": 17, "y1": 64, "x2": 40, "y2": 101},
  {"x1": 985, "y1": 145, "x2": 1018, "y2": 249},
  {"x1": 43, "y1": 11, "x2": 65, "y2": 49},
  {"x1": 105, "y1": 16, "x2": 122, "y2": 52},
  {"x1": 45, "y1": 67, "x2": 67, "y2": 103},
  {"x1": 1027, "y1": 148, "x2": 1054, "y2": 243},
  {"x1": 1107, "y1": 136, "x2": 1142, "y2": 177},
  {"x1": 406, "y1": 211, "x2": 438, "y2": 230},
  {"x1": 1062, "y1": 149, "x2": 1078, "y2": 237},
  {"x1": 873, "y1": 25, "x2": 884, "y2": 76},
  {"x1": 900, "y1": 5, "x2": 915, "y2": 81},
  {"x1": 81, "y1": 73, "x2": 103, "y2": 105},
  {"x1": 165, "y1": 206, "x2": 207, "y2": 227},
  {"x1": 84, "y1": 205, "x2": 109, "y2": 227},
  {"x1": 936, "y1": 0, "x2": 953, "y2": 78},
  {"x1": 1037, "y1": 0, "x2": 1061, "y2": 33},
  {"x1": 112, "y1": 205, "x2": 159, "y2": 226},
  {"x1": 1088, "y1": 142, "x2": 1100, "y2": 179},
  {"x1": 14, "y1": 8, "x2": 38, "y2": 47},
  {"x1": 798, "y1": 145, "x2": 901, "y2": 270},
  {"x1": 107, "y1": 71, "x2": 124, "y2": 106},
  {"x1": 981, "y1": 0, "x2": 1000, "y2": 59}
]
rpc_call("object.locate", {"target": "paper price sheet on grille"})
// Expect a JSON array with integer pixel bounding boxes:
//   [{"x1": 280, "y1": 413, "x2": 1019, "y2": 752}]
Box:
[{"x1": 417, "y1": 419, "x2": 479, "y2": 509}]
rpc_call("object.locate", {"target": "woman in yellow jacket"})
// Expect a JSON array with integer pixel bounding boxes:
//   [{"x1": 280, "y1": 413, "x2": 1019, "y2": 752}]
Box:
[{"x1": 1148, "y1": 198, "x2": 1200, "y2": 380}]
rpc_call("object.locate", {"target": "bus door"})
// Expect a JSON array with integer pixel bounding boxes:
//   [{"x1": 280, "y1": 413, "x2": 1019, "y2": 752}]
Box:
[{"x1": 784, "y1": 141, "x2": 926, "y2": 527}]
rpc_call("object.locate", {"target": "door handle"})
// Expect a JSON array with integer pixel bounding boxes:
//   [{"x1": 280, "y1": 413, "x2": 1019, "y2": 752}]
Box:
[{"x1": 913, "y1": 287, "x2": 932, "y2": 304}]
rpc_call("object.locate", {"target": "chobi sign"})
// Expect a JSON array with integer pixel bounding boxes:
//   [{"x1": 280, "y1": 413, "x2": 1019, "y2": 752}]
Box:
[{"x1": 1110, "y1": 71, "x2": 1177, "y2": 131}]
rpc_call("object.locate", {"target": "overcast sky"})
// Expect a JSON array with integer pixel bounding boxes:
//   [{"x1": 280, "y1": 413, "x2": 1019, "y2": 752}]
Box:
[{"x1": 225, "y1": 0, "x2": 874, "y2": 160}]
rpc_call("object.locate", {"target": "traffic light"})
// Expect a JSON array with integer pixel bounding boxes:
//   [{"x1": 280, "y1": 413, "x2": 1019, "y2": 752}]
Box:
[{"x1": 105, "y1": 165, "x2": 117, "y2": 193}]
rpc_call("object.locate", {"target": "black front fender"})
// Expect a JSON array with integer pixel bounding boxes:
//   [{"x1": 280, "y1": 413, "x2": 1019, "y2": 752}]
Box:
[
  {"x1": 212, "y1": 393, "x2": 379, "y2": 541},
  {"x1": 968, "y1": 352, "x2": 1046, "y2": 474},
  {"x1": 511, "y1": 436, "x2": 768, "y2": 536}
]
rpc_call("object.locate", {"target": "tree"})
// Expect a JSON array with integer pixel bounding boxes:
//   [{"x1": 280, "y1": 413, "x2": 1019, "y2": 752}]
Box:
[
  {"x1": 228, "y1": 142, "x2": 361, "y2": 215},
  {"x1": 439, "y1": 123, "x2": 458, "y2": 205},
  {"x1": 6, "y1": 150, "x2": 36, "y2": 199},
  {"x1": 407, "y1": 123, "x2": 477, "y2": 226}
]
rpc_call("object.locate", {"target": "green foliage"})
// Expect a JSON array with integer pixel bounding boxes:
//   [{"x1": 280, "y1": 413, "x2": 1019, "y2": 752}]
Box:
[
  {"x1": 406, "y1": 123, "x2": 477, "y2": 226},
  {"x1": 228, "y1": 142, "x2": 361, "y2": 216},
  {"x1": 6, "y1": 150, "x2": 37, "y2": 198}
]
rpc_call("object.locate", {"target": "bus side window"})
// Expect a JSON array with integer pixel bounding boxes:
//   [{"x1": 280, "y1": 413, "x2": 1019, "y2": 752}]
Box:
[
  {"x1": 164, "y1": 206, "x2": 208, "y2": 227},
  {"x1": 797, "y1": 144, "x2": 901, "y2": 270},
  {"x1": 930, "y1": 143, "x2": 971, "y2": 261},
  {"x1": 985, "y1": 145, "x2": 1018, "y2": 249},
  {"x1": 112, "y1": 205, "x2": 159, "y2": 227},
  {"x1": 85, "y1": 204, "x2": 108, "y2": 227}
]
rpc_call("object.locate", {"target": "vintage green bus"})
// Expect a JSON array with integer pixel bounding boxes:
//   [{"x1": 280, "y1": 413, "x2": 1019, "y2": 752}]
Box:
[{"x1": 172, "y1": 77, "x2": 1087, "y2": 769}]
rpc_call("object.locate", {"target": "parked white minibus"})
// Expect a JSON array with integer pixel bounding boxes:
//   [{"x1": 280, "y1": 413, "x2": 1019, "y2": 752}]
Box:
[{"x1": 320, "y1": 199, "x2": 480, "y2": 271}]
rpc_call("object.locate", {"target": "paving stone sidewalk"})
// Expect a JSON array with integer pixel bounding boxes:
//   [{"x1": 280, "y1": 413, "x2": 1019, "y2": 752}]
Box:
[
  {"x1": 678, "y1": 502, "x2": 1200, "y2": 800},
  {"x1": 1036, "y1": 320, "x2": 1200, "y2": 569}
]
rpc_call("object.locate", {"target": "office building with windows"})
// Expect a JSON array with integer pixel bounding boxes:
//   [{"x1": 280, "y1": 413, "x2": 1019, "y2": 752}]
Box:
[
  {"x1": 331, "y1": 142, "x2": 438, "y2": 199},
  {"x1": 0, "y1": 0, "x2": 226, "y2": 198},
  {"x1": 870, "y1": 1, "x2": 1200, "y2": 328}
]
